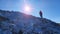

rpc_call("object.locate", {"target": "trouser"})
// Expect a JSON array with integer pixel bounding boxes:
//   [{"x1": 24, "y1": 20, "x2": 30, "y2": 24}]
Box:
[{"x1": 40, "y1": 15, "x2": 43, "y2": 18}]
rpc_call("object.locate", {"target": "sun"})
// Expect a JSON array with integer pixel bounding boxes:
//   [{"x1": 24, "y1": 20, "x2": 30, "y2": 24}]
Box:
[
  {"x1": 25, "y1": 5, "x2": 30, "y2": 11},
  {"x1": 23, "y1": 5, "x2": 32, "y2": 14}
]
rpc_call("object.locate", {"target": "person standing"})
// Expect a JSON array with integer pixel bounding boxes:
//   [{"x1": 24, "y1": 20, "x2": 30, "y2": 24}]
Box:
[{"x1": 39, "y1": 10, "x2": 43, "y2": 18}]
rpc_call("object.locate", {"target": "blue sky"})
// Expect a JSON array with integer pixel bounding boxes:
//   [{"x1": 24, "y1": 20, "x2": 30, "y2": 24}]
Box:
[{"x1": 0, "y1": 0, "x2": 60, "y2": 23}]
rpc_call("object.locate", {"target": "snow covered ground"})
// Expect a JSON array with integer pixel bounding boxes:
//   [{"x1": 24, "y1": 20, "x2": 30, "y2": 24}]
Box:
[{"x1": 0, "y1": 10, "x2": 60, "y2": 34}]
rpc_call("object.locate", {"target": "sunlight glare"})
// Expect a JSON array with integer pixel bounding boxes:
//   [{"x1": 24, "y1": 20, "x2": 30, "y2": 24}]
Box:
[{"x1": 23, "y1": 5, "x2": 32, "y2": 14}]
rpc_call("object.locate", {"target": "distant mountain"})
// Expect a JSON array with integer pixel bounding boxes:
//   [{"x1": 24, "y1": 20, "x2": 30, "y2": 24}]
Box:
[{"x1": 0, "y1": 10, "x2": 60, "y2": 34}]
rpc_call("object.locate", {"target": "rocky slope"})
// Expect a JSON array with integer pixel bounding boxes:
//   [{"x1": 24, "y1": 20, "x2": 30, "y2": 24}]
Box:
[{"x1": 0, "y1": 10, "x2": 60, "y2": 34}]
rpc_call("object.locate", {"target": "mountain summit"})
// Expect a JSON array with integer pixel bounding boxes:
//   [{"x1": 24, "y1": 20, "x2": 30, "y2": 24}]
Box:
[{"x1": 0, "y1": 10, "x2": 60, "y2": 34}]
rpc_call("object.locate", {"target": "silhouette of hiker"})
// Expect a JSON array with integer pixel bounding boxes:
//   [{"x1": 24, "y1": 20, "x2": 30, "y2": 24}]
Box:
[{"x1": 39, "y1": 10, "x2": 43, "y2": 18}]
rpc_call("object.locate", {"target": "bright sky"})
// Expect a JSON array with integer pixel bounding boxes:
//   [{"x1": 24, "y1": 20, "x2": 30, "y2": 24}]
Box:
[{"x1": 0, "y1": 0, "x2": 60, "y2": 23}]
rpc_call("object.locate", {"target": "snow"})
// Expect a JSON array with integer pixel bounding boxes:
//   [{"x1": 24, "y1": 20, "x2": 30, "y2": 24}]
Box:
[{"x1": 0, "y1": 10, "x2": 60, "y2": 34}]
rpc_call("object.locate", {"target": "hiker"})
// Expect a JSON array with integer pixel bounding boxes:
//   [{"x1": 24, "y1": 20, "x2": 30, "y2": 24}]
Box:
[{"x1": 39, "y1": 10, "x2": 43, "y2": 18}]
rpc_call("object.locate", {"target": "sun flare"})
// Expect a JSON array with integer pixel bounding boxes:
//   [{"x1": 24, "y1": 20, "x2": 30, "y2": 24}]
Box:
[
  {"x1": 23, "y1": 5, "x2": 32, "y2": 14},
  {"x1": 25, "y1": 5, "x2": 30, "y2": 11}
]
